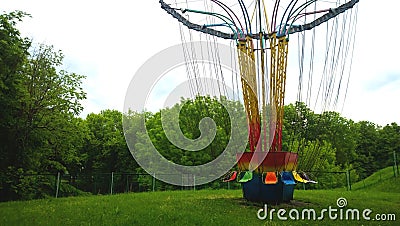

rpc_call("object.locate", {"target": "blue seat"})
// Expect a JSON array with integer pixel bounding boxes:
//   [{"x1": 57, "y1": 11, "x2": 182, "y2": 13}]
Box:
[{"x1": 281, "y1": 171, "x2": 296, "y2": 185}]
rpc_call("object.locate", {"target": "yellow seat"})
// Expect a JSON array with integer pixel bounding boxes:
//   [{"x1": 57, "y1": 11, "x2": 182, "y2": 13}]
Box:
[{"x1": 293, "y1": 171, "x2": 308, "y2": 183}]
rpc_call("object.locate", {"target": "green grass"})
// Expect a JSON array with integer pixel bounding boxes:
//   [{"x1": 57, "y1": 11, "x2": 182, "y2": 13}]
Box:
[
  {"x1": 350, "y1": 166, "x2": 399, "y2": 192},
  {"x1": 1, "y1": 168, "x2": 399, "y2": 225}
]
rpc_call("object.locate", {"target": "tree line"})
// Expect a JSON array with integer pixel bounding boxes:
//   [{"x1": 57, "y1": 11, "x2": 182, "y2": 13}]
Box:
[{"x1": 1, "y1": 11, "x2": 399, "y2": 201}]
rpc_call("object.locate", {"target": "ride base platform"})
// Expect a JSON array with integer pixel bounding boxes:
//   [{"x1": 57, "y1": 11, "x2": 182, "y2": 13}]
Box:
[{"x1": 236, "y1": 152, "x2": 298, "y2": 203}]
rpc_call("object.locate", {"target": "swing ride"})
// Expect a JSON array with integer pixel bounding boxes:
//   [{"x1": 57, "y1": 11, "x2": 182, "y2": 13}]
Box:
[{"x1": 160, "y1": 0, "x2": 359, "y2": 202}]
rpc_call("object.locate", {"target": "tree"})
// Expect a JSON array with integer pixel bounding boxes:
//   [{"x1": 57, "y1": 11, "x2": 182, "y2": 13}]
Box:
[
  {"x1": 352, "y1": 121, "x2": 379, "y2": 178},
  {"x1": 283, "y1": 102, "x2": 317, "y2": 152},
  {"x1": 376, "y1": 123, "x2": 400, "y2": 170},
  {"x1": 83, "y1": 110, "x2": 134, "y2": 173},
  {"x1": 0, "y1": 11, "x2": 87, "y2": 200},
  {"x1": 18, "y1": 44, "x2": 86, "y2": 171},
  {"x1": 143, "y1": 96, "x2": 246, "y2": 166},
  {"x1": 315, "y1": 111, "x2": 357, "y2": 167},
  {"x1": 0, "y1": 10, "x2": 31, "y2": 172}
]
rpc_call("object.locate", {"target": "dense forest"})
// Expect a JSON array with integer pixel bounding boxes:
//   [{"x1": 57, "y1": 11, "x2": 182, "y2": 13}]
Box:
[{"x1": 1, "y1": 11, "x2": 399, "y2": 201}]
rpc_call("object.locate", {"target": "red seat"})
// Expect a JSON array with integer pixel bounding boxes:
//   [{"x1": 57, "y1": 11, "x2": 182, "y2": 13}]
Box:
[
  {"x1": 264, "y1": 172, "x2": 278, "y2": 184},
  {"x1": 223, "y1": 171, "x2": 237, "y2": 182}
]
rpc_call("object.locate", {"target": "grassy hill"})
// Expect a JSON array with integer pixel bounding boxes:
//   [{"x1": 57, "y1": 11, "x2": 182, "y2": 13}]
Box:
[
  {"x1": 1, "y1": 168, "x2": 399, "y2": 225},
  {"x1": 350, "y1": 166, "x2": 400, "y2": 192}
]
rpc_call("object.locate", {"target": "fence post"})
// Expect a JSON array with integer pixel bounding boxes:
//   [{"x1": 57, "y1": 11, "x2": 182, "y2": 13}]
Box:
[
  {"x1": 152, "y1": 173, "x2": 156, "y2": 192},
  {"x1": 397, "y1": 151, "x2": 399, "y2": 176},
  {"x1": 55, "y1": 172, "x2": 60, "y2": 198},
  {"x1": 110, "y1": 172, "x2": 114, "y2": 195},
  {"x1": 126, "y1": 174, "x2": 129, "y2": 192},
  {"x1": 349, "y1": 170, "x2": 352, "y2": 190},
  {"x1": 394, "y1": 151, "x2": 398, "y2": 177},
  {"x1": 93, "y1": 175, "x2": 96, "y2": 194},
  {"x1": 181, "y1": 174, "x2": 184, "y2": 190},
  {"x1": 193, "y1": 174, "x2": 196, "y2": 191},
  {"x1": 346, "y1": 170, "x2": 351, "y2": 191}
]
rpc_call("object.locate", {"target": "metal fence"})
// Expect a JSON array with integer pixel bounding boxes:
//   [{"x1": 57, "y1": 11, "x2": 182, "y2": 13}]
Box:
[
  {"x1": 296, "y1": 170, "x2": 352, "y2": 191},
  {"x1": 51, "y1": 173, "x2": 241, "y2": 198},
  {"x1": 13, "y1": 165, "x2": 399, "y2": 199}
]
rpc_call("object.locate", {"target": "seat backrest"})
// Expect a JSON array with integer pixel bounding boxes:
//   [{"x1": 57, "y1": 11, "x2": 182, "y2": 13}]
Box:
[
  {"x1": 237, "y1": 171, "x2": 253, "y2": 183},
  {"x1": 281, "y1": 171, "x2": 296, "y2": 185},
  {"x1": 264, "y1": 172, "x2": 278, "y2": 184},
  {"x1": 300, "y1": 172, "x2": 318, "y2": 184},
  {"x1": 223, "y1": 171, "x2": 237, "y2": 182},
  {"x1": 293, "y1": 171, "x2": 307, "y2": 183}
]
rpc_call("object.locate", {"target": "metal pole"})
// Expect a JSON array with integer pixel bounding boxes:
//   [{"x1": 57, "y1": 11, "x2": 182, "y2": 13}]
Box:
[
  {"x1": 349, "y1": 170, "x2": 352, "y2": 190},
  {"x1": 126, "y1": 174, "x2": 129, "y2": 192},
  {"x1": 394, "y1": 151, "x2": 398, "y2": 177},
  {"x1": 193, "y1": 174, "x2": 196, "y2": 191},
  {"x1": 55, "y1": 172, "x2": 60, "y2": 198},
  {"x1": 346, "y1": 170, "x2": 350, "y2": 191},
  {"x1": 110, "y1": 172, "x2": 114, "y2": 195},
  {"x1": 152, "y1": 173, "x2": 156, "y2": 192},
  {"x1": 93, "y1": 175, "x2": 96, "y2": 194},
  {"x1": 397, "y1": 151, "x2": 399, "y2": 175}
]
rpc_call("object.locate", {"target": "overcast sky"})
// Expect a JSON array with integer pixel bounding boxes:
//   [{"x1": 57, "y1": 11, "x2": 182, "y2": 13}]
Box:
[{"x1": 2, "y1": 0, "x2": 399, "y2": 126}]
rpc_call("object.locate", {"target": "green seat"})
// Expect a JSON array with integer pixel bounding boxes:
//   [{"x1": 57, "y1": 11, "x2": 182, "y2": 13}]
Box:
[{"x1": 238, "y1": 171, "x2": 253, "y2": 183}]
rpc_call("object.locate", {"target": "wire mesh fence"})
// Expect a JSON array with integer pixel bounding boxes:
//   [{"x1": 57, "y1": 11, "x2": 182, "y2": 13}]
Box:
[
  {"x1": 296, "y1": 170, "x2": 351, "y2": 190},
  {"x1": 11, "y1": 165, "x2": 399, "y2": 199},
  {"x1": 42, "y1": 172, "x2": 242, "y2": 198}
]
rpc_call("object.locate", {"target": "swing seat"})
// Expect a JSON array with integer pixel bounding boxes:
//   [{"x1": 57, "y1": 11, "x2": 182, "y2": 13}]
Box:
[
  {"x1": 222, "y1": 171, "x2": 237, "y2": 182},
  {"x1": 237, "y1": 171, "x2": 253, "y2": 183},
  {"x1": 293, "y1": 171, "x2": 308, "y2": 183},
  {"x1": 263, "y1": 172, "x2": 278, "y2": 184},
  {"x1": 281, "y1": 171, "x2": 296, "y2": 185},
  {"x1": 300, "y1": 172, "x2": 318, "y2": 184}
]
